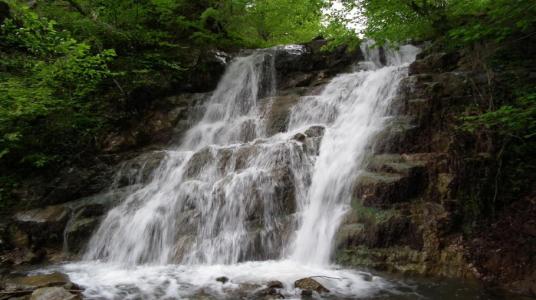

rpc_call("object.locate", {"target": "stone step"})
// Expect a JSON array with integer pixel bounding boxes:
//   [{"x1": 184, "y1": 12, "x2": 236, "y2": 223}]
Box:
[
  {"x1": 354, "y1": 153, "x2": 428, "y2": 209},
  {"x1": 370, "y1": 116, "x2": 418, "y2": 154},
  {"x1": 366, "y1": 154, "x2": 427, "y2": 176}
]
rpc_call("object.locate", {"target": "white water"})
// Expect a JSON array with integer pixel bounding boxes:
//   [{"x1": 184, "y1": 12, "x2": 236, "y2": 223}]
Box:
[{"x1": 57, "y1": 43, "x2": 420, "y2": 299}]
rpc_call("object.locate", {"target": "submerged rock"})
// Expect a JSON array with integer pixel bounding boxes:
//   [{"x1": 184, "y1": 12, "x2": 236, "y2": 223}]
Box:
[{"x1": 215, "y1": 276, "x2": 229, "y2": 284}]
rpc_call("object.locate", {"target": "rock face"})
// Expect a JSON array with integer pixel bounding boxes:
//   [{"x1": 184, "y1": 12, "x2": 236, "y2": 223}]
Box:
[
  {"x1": 335, "y1": 44, "x2": 536, "y2": 297},
  {"x1": 14, "y1": 206, "x2": 71, "y2": 248},
  {"x1": 335, "y1": 49, "x2": 479, "y2": 278}
]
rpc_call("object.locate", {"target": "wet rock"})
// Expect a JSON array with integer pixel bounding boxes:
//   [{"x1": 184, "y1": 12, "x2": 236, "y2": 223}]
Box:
[
  {"x1": 294, "y1": 277, "x2": 329, "y2": 294},
  {"x1": 265, "y1": 95, "x2": 301, "y2": 135},
  {"x1": 14, "y1": 205, "x2": 71, "y2": 247},
  {"x1": 409, "y1": 52, "x2": 460, "y2": 75},
  {"x1": 4, "y1": 272, "x2": 71, "y2": 291},
  {"x1": 181, "y1": 50, "x2": 229, "y2": 93},
  {"x1": 354, "y1": 172, "x2": 416, "y2": 209},
  {"x1": 64, "y1": 217, "x2": 101, "y2": 253},
  {"x1": 280, "y1": 72, "x2": 314, "y2": 89},
  {"x1": 102, "y1": 92, "x2": 210, "y2": 153},
  {"x1": 249, "y1": 287, "x2": 284, "y2": 300},
  {"x1": 371, "y1": 116, "x2": 418, "y2": 154},
  {"x1": 215, "y1": 276, "x2": 229, "y2": 284},
  {"x1": 12, "y1": 163, "x2": 112, "y2": 207},
  {"x1": 291, "y1": 133, "x2": 306, "y2": 143},
  {"x1": 114, "y1": 151, "x2": 167, "y2": 187},
  {"x1": 30, "y1": 287, "x2": 80, "y2": 300},
  {"x1": 266, "y1": 280, "x2": 283, "y2": 289},
  {"x1": 300, "y1": 289, "x2": 313, "y2": 297},
  {"x1": 184, "y1": 147, "x2": 214, "y2": 179},
  {"x1": 274, "y1": 38, "x2": 362, "y2": 80},
  {"x1": 190, "y1": 289, "x2": 218, "y2": 300},
  {"x1": 303, "y1": 126, "x2": 325, "y2": 138}
]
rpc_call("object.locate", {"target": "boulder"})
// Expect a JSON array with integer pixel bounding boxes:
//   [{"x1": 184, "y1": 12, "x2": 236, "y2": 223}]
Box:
[
  {"x1": 215, "y1": 276, "x2": 228, "y2": 284},
  {"x1": 14, "y1": 205, "x2": 71, "y2": 247},
  {"x1": 294, "y1": 277, "x2": 329, "y2": 294},
  {"x1": 30, "y1": 287, "x2": 80, "y2": 300},
  {"x1": 266, "y1": 281, "x2": 283, "y2": 289}
]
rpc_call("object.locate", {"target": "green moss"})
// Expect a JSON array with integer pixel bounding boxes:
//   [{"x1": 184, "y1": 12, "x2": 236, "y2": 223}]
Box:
[{"x1": 351, "y1": 197, "x2": 398, "y2": 224}]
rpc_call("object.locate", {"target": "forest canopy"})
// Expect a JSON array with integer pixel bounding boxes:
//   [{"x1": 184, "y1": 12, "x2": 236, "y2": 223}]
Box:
[{"x1": 0, "y1": 0, "x2": 534, "y2": 176}]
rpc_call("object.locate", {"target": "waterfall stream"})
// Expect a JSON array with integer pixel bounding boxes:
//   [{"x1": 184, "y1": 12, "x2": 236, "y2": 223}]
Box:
[{"x1": 59, "y1": 43, "x2": 421, "y2": 299}]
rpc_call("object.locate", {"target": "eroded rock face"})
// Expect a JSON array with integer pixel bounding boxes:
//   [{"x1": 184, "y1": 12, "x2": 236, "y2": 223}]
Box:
[{"x1": 335, "y1": 49, "x2": 478, "y2": 279}]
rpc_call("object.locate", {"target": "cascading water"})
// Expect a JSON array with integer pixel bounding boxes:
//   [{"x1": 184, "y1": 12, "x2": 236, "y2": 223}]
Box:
[
  {"x1": 288, "y1": 42, "x2": 420, "y2": 265},
  {"x1": 58, "y1": 43, "x2": 421, "y2": 299}
]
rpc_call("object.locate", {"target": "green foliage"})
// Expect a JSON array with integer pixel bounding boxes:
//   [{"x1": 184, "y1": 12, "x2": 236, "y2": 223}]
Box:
[
  {"x1": 359, "y1": 0, "x2": 439, "y2": 45},
  {"x1": 459, "y1": 90, "x2": 536, "y2": 227},
  {"x1": 321, "y1": 18, "x2": 361, "y2": 51},
  {"x1": 353, "y1": 0, "x2": 536, "y2": 46},
  {"x1": 0, "y1": 0, "x2": 332, "y2": 174},
  {"x1": 447, "y1": 0, "x2": 536, "y2": 46},
  {"x1": 206, "y1": 0, "x2": 326, "y2": 47},
  {"x1": 0, "y1": 3, "x2": 115, "y2": 168},
  {"x1": 461, "y1": 92, "x2": 536, "y2": 139}
]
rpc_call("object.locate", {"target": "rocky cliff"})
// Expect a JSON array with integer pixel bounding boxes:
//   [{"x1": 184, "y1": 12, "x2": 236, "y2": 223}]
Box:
[
  {"x1": 335, "y1": 43, "x2": 536, "y2": 297},
  {"x1": 1, "y1": 39, "x2": 534, "y2": 298}
]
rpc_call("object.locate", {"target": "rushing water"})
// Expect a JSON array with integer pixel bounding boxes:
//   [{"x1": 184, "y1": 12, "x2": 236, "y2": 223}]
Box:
[{"x1": 55, "y1": 44, "x2": 431, "y2": 299}]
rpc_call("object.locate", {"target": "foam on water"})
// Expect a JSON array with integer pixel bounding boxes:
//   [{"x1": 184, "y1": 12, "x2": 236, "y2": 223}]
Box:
[{"x1": 58, "y1": 260, "x2": 392, "y2": 299}]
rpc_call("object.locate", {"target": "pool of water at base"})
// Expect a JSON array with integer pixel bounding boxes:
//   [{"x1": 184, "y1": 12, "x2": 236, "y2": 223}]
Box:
[{"x1": 28, "y1": 260, "x2": 533, "y2": 300}]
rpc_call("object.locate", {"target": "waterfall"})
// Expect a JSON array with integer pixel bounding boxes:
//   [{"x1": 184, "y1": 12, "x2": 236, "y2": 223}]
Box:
[
  {"x1": 70, "y1": 43, "x2": 420, "y2": 299},
  {"x1": 288, "y1": 43, "x2": 419, "y2": 264}
]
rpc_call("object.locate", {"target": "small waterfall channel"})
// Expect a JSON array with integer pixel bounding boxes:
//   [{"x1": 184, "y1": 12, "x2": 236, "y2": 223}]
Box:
[{"x1": 59, "y1": 43, "x2": 420, "y2": 299}]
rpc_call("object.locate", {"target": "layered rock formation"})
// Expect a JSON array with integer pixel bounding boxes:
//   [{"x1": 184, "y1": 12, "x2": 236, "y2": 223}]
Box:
[{"x1": 334, "y1": 48, "x2": 536, "y2": 297}]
